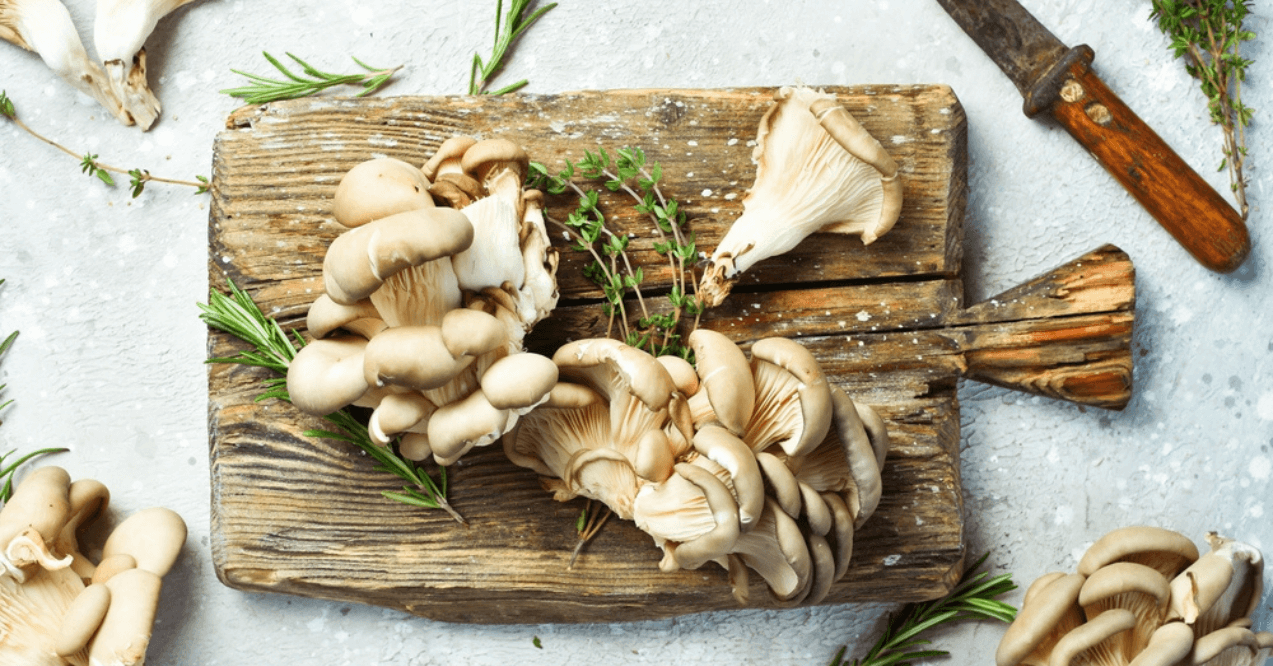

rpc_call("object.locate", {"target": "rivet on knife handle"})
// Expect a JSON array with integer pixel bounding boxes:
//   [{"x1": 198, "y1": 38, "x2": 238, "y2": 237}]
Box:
[{"x1": 1029, "y1": 46, "x2": 1250, "y2": 273}]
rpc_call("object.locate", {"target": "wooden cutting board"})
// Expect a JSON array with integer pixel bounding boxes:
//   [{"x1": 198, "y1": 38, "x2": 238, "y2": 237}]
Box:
[{"x1": 206, "y1": 86, "x2": 1134, "y2": 624}]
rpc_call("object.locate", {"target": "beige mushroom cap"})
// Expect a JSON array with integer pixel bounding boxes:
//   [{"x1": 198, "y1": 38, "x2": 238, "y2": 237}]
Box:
[
  {"x1": 747, "y1": 337, "x2": 833, "y2": 458},
  {"x1": 1048, "y1": 608, "x2": 1136, "y2": 666},
  {"x1": 996, "y1": 573, "x2": 1086, "y2": 666},
  {"x1": 692, "y1": 424, "x2": 764, "y2": 530},
  {"x1": 305, "y1": 294, "x2": 384, "y2": 340},
  {"x1": 460, "y1": 138, "x2": 530, "y2": 186},
  {"x1": 368, "y1": 393, "x2": 437, "y2": 446},
  {"x1": 322, "y1": 207, "x2": 474, "y2": 305},
  {"x1": 480, "y1": 352, "x2": 559, "y2": 411},
  {"x1": 332, "y1": 157, "x2": 435, "y2": 229},
  {"x1": 286, "y1": 336, "x2": 371, "y2": 415},
  {"x1": 1078, "y1": 526, "x2": 1200, "y2": 580},
  {"x1": 361, "y1": 325, "x2": 473, "y2": 392},
  {"x1": 428, "y1": 390, "x2": 509, "y2": 465},
  {"x1": 687, "y1": 329, "x2": 754, "y2": 436},
  {"x1": 54, "y1": 582, "x2": 111, "y2": 657},
  {"x1": 0, "y1": 466, "x2": 72, "y2": 548},
  {"x1": 100, "y1": 507, "x2": 187, "y2": 577},
  {"x1": 1127, "y1": 622, "x2": 1194, "y2": 666},
  {"x1": 662, "y1": 462, "x2": 741, "y2": 571},
  {"x1": 89, "y1": 568, "x2": 163, "y2": 666},
  {"x1": 422, "y1": 136, "x2": 478, "y2": 182},
  {"x1": 1190, "y1": 626, "x2": 1264, "y2": 666},
  {"x1": 553, "y1": 338, "x2": 676, "y2": 412}
]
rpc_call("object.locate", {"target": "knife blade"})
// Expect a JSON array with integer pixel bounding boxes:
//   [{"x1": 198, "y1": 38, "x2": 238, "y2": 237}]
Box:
[{"x1": 936, "y1": 0, "x2": 1250, "y2": 273}]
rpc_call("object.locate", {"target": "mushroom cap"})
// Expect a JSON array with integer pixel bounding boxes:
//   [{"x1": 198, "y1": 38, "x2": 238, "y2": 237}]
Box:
[
  {"x1": 692, "y1": 424, "x2": 765, "y2": 530},
  {"x1": 745, "y1": 337, "x2": 833, "y2": 458},
  {"x1": 305, "y1": 294, "x2": 382, "y2": 340},
  {"x1": 440, "y1": 308, "x2": 510, "y2": 359},
  {"x1": 996, "y1": 573, "x2": 1087, "y2": 666},
  {"x1": 0, "y1": 466, "x2": 72, "y2": 547},
  {"x1": 331, "y1": 157, "x2": 434, "y2": 229},
  {"x1": 322, "y1": 207, "x2": 474, "y2": 305},
  {"x1": 368, "y1": 392, "x2": 437, "y2": 446},
  {"x1": 90, "y1": 568, "x2": 162, "y2": 666},
  {"x1": 1079, "y1": 561, "x2": 1171, "y2": 614},
  {"x1": 479, "y1": 352, "x2": 558, "y2": 411},
  {"x1": 362, "y1": 325, "x2": 472, "y2": 392},
  {"x1": 421, "y1": 136, "x2": 478, "y2": 182},
  {"x1": 286, "y1": 336, "x2": 371, "y2": 415},
  {"x1": 1048, "y1": 608, "x2": 1137, "y2": 666},
  {"x1": 427, "y1": 390, "x2": 509, "y2": 465},
  {"x1": 1127, "y1": 622, "x2": 1195, "y2": 666},
  {"x1": 553, "y1": 338, "x2": 676, "y2": 412},
  {"x1": 100, "y1": 507, "x2": 187, "y2": 577},
  {"x1": 55, "y1": 582, "x2": 111, "y2": 657},
  {"x1": 663, "y1": 462, "x2": 741, "y2": 571},
  {"x1": 1079, "y1": 526, "x2": 1200, "y2": 579},
  {"x1": 1191, "y1": 626, "x2": 1263, "y2": 666},
  {"x1": 1169, "y1": 534, "x2": 1263, "y2": 635},
  {"x1": 460, "y1": 138, "x2": 529, "y2": 185},
  {"x1": 656, "y1": 354, "x2": 699, "y2": 397},
  {"x1": 687, "y1": 329, "x2": 755, "y2": 436},
  {"x1": 728, "y1": 497, "x2": 813, "y2": 602}
]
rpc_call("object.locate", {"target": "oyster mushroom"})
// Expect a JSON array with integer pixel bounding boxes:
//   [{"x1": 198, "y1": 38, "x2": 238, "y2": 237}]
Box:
[
  {"x1": 0, "y1": 467, "x2": 186, "y2": 666},
  {"x1": 93, "y1": 0, "x2": 200, "y2": 130},
  {"x1": 699, "y1": 86, "x2": 903, "y2": 307},
  {"x1": 999, "y1": 528, "x2": 1272, "y2": 666},
  {"x1": 1, "y1": 0, "x2": 129, "y2": 124},
  {"x1": 291, "y1": 140, "x2": 559, "y2": 465}
]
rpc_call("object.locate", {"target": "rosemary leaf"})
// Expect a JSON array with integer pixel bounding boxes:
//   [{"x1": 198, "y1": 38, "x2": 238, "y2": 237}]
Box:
[
  {"x1": 200, "y1": 280, "x2": 460, "y2": 521},
  {"x1": 222, "y1": 52, "x2": 402, "y2": 105}
]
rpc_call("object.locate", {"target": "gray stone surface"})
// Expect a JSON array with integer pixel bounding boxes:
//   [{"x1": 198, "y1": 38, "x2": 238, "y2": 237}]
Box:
[{"x1": 1, "y1": 0, "x2": 1269, "y2": 663}]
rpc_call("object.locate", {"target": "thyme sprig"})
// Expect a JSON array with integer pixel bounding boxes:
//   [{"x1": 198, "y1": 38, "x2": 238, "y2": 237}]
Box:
[
  {"x1": 199, "y1": 279, "x2": 463, "y2": 523},
  {"x1": 0, "y1": 278, "x2": 70, "y2": 502},
  {"x1": 0, "y1": 91, "x2": 209, "y2": 197},
  {"x1": 221, "y1": 52, "x2": 402, "y2": 105},
  {"x1": 828, "y1": 553, "x2": 1018, "y2": 666},
  {"x1": 1150, "y1": 0, "x2": 1256, "y2": 218},
  {"x1": 529, "y1": 147, "x2": 703, "y2": 360},
  {"x1": 469, "y1": 0, "x2": 557, "y2": 95}
]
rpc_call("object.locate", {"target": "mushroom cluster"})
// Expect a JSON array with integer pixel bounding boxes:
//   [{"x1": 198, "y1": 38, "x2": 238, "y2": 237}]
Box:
[
  {"x1": 503, "y1": 329, "x2": 889, "y2": 605},
  {"x1": 698, "y1": 86, "x2": 904, "y2": 307},
  {"x1": 997, "y1": 526, "x2": 1273, "y2": 666},
  {"x1": 0, "y1": 466, "x2": 187, "y2": 665},
  {"x1": 287, "y1": 137, "x2": 560, "y2": 466},
  {"x1": 1, "y1": 0, "x2": 196, "y2": 129}
]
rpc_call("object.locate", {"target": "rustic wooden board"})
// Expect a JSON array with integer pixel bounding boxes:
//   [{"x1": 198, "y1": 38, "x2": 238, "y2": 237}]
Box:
[{"x1": 207, "y1": 86, "x2": 1039, "y2": 623}]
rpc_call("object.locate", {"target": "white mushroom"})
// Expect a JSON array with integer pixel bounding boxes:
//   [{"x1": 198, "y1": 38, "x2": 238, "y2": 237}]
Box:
[
  {"x1": 1, "y1": 0, "x2": 129, "y2": 124},
  {"x1": 93, "y1": 0, "x2": 200, "y2": 130},
  {"x1": 698, "y1": 86, "x2": 903, "y2": 306}
]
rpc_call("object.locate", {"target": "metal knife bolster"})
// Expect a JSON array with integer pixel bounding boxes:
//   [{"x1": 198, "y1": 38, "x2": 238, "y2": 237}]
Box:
[{"x1": 1022, "y1": 45, "x2": 1093, "y2": 117}]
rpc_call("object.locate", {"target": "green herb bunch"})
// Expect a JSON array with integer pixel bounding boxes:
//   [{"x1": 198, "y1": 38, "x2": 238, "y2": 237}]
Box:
[
  {"x1": 1150, "y1": 0, "x2": 1256, "y2": 218},
  {"x1": 199, "y1": 280, "x2": 462, "y2": 523},
  {"x1": 529, "y1": 147, "x2": 703, "y2": 360},
  {"x1": 828, "y1": 553, "x2": 1017, "y2": 666},
  {"x1": 0, "y1": 278, "x2": 70, "y2": 502},
  {"x1": 1, "y1": 90, "x2": 209, "y2": 198}
]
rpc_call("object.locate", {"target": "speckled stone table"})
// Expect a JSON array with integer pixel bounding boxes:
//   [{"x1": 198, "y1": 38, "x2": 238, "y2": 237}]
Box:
[{"x1": 1, "y1": 1, "x2": 1269, "y2": 663}]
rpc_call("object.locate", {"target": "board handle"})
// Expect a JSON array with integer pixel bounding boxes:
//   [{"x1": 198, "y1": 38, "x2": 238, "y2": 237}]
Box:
[
  {"x1": 952, "y1": 245, "x2": 1135, "y2": 410},
  {"x1": 1043, "y1": 46, "x2": 1249, "y2": 273}
]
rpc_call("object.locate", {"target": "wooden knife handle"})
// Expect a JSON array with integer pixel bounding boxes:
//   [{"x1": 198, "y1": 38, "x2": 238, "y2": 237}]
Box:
[{"x1": 1041, "y1": 46, "x2": 1250, "y2": 273}]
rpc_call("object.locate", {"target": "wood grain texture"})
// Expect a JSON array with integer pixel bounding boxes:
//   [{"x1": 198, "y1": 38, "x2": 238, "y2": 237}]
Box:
[
  {"x1": 1047, "y1": 48, "x2": 1249, "y2": 273},
  {"x1": 207, "y1": 86, "x2": 1127, "y2": 623}
]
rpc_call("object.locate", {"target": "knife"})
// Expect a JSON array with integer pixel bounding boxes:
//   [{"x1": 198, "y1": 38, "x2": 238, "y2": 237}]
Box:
[{"x1": 935, "y1": 0, "x2": 1250, "y2": 273}]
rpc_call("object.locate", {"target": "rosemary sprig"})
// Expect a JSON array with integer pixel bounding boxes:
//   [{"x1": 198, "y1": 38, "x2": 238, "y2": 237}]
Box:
[
  {"x1": 469, "y1": 0, "x2": 557, "y2": 95},
  {"x1": 221, "y1": 52, "x2": 402, "y2": 105},
  {"x1": 828, "y1": 553, "x2": 1018, "y2": 666},
  {"x1": 0, "y1": 279, "x2": 70, "y2": 502},
  {"x1": 529, "y1": 147, "x2": 703, "y2": 360},
  {"x1": 198, "y1": 279, "x2": 463, "y2": 523},
  {"x1": 0, "y1": 91, "x2": 210, "y2": 197},
  {"x1": 1150, "y1": 0, "x2": 1256, "y2": 218}
]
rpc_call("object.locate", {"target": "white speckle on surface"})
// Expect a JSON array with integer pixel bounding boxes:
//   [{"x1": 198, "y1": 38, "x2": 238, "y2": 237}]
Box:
[
  {"x1": 855, "y1": 310, "x2": 870, "y2": 322},
  {"x1": 1251, "y1": 456, "x2": 1271, "y2": 481},
  {"x1": 724, "y1": 193, "x2": 738, "y2": 200},
  {"x1": 882, "y1": 555, "x2": 901, "y2": 566},
  {"x1": 701, "y1": 189, "x2": 712, "y2": 197},
  {"x1": 1054, "y1": 505, "x2": 1074, "y2": 526},
  {"x1": 1257, "y1": 394, "x2": 1273, "y2": 420}
]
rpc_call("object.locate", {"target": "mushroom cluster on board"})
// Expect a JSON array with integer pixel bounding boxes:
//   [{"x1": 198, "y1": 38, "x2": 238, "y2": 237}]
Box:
[
  {"x1": 697, "y1": 85, "x2": 904, "y2": 307},
  {"x1": 0, "y1": 0, "x2": 199, "y2": 129},
  {"x1": 504, "y1": 329, "x2": 889, "y2": 606},
  {"x1": 287, "y1": 138, "x2": 560, "y2": 466},
  {"x1": 996, "y1": 526, "x2": 1273, "y2": 666},
  {"x1": 0, "y1": 466, "x2": 187, "y2": 665}
]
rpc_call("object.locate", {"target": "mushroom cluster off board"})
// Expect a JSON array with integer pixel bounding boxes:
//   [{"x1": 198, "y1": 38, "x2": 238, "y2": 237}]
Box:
[{"x1": 206, "y1": 87, "x2": 1135, "y2": 624}]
